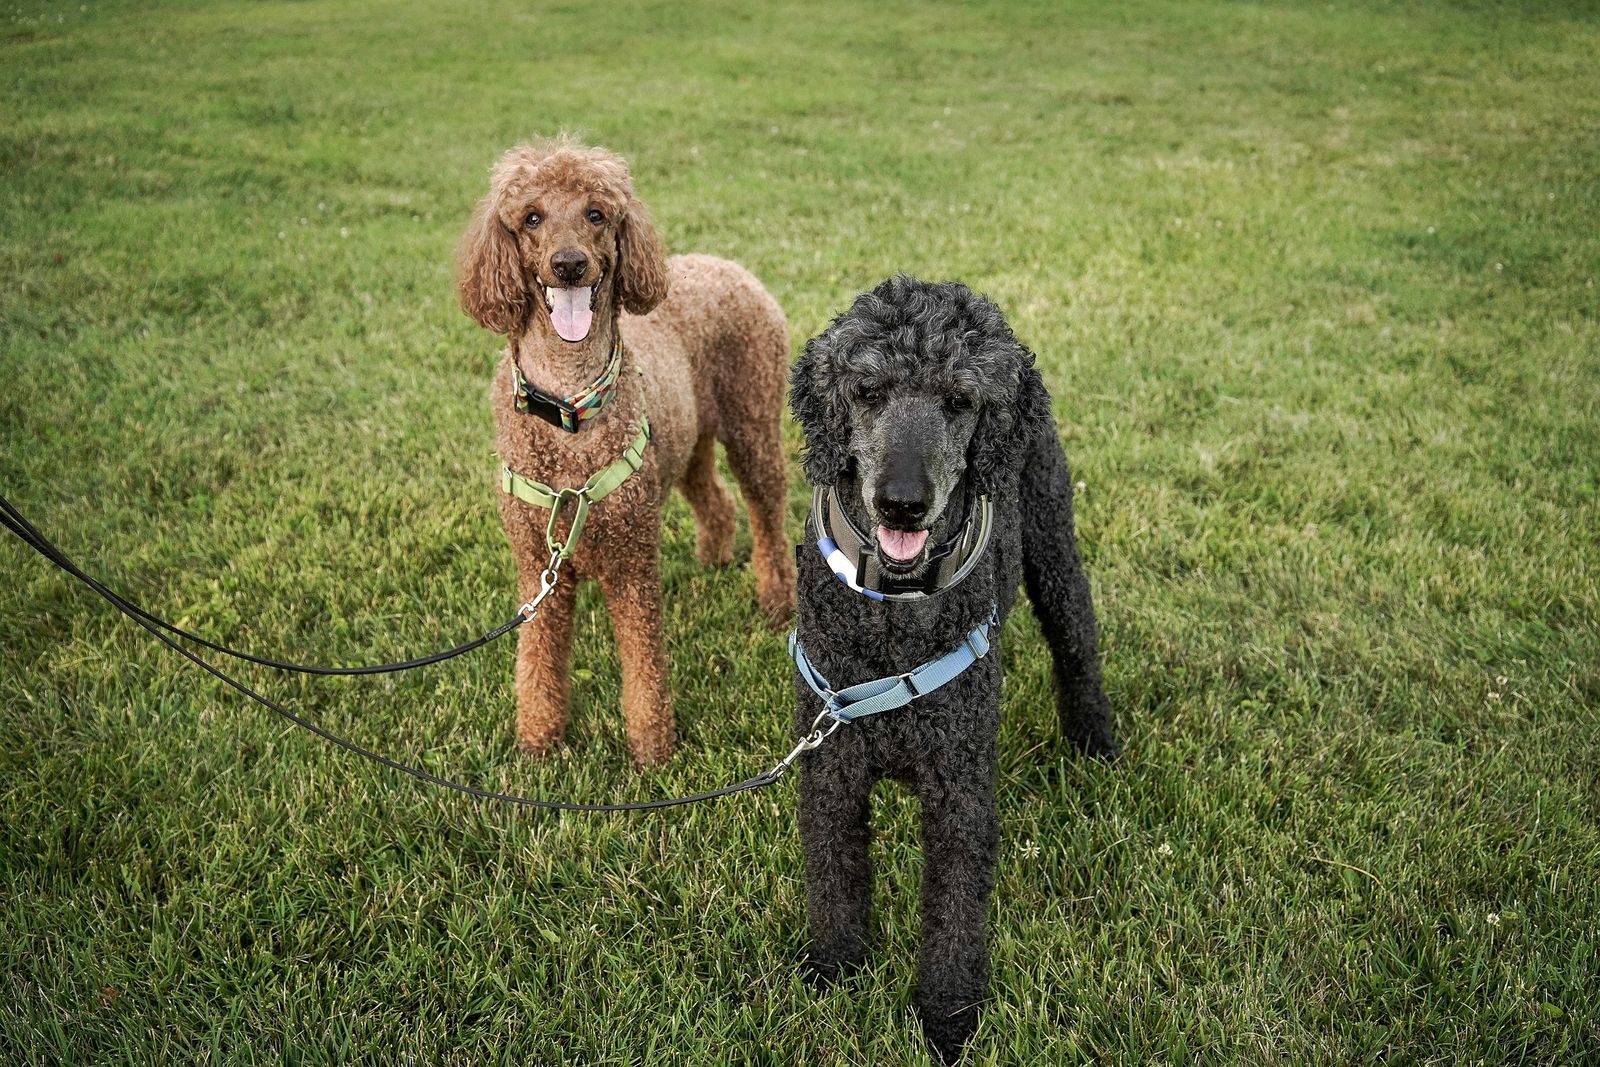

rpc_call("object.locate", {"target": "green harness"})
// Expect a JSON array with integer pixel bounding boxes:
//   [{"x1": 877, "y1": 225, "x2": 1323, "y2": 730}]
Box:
[{"x1": 500, "y1": 416, "x2": 651, "y2": 560}]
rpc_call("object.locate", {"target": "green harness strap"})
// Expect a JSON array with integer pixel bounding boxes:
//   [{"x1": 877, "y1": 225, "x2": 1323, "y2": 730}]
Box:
[{"x1": 500, "y1": 417, "x2": 651, "y2": 560}]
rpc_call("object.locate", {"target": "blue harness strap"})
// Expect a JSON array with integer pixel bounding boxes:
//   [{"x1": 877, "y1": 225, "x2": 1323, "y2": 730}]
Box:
[{"x1": 789, "y1": 608, "x2": 998, "y2": 724}]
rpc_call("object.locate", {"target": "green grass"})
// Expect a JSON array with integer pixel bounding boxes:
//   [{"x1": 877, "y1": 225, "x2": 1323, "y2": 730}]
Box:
[{"x1": 3, "y1": 0, "x2": 1598, "y2": 1062}]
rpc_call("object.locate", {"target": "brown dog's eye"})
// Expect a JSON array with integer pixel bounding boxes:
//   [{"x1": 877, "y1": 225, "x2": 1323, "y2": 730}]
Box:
[
  {"x1": 586, "y1": 208, "x2": 605, "y2": 224},
  {"x1": 524, "y1": 212, "x2": 541, "y2": 229}
]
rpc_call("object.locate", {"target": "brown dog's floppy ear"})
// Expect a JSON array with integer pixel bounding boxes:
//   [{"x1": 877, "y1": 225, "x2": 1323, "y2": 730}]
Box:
[
  {"x1": 615, "y1": 197, "x2": 668, "y2": 315},
  {"x1": 456, "y1": 196, "x2": 528, "y2": 335}
]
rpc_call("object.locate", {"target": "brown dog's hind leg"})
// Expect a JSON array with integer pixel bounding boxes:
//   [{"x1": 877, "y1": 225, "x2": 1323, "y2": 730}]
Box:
[
  {"x1": 595, "y1": 534, "x2": 676, "y2": 767},
  {"x1": 681, "y1": 432, "x2": 735, "y2": 568},
  {"x1": 722, "y1": 420, "x2": 796, "y2": 627}
]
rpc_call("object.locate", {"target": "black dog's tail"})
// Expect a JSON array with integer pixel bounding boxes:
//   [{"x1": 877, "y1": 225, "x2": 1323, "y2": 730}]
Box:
[{"x1": 1018, "y1": 417, "x2": 1120, "y2": 759}]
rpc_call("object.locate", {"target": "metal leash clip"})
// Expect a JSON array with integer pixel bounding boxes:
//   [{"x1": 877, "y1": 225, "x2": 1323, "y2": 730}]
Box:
[
  {"x1": 517, "y1": 549, "x2": 566, "y2": 622},
  {"x1": 766, "y1": 706, "x2": 846, "y2": 780}
]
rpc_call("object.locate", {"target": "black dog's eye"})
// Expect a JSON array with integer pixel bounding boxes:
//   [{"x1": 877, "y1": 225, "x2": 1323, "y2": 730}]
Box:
[
  {"x1": 859, "y1": 387, "x2": 886, "y2": 408},
  {"x1": 524, "y1": 211, "x2": 542, "y2": 229},
  {"x1": 586, "y1": 208, "x2": 605, "y2": 224},
  {"x1": 945, "y1": 393, "x2": 974, "y2": 415}
]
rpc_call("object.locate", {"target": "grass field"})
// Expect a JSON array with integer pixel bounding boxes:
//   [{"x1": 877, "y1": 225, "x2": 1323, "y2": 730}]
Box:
[{"x1": 3, "y1": 0, "x2": 1599, "y2": 1062}]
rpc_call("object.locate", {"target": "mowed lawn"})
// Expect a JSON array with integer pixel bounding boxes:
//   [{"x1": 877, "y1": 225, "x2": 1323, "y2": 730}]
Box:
[{"x1": 3, "y1": 0, "x2": 1598, "y2": 1062}]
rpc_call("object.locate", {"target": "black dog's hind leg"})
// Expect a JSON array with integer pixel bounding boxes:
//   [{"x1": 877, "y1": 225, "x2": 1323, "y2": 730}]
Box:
[
  {"x1": 911, "y1": 747, "x2": 1000, "y2": 1063},
  {"x1": 1019, "y1": 422, "x2": 1119, "y2": 759},
  {"x1": 797, "y1": 729, "x2": 874, "y2": 982}
]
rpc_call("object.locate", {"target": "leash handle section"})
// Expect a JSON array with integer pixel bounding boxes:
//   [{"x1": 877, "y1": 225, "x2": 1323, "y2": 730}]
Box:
[{"x1": 0, "y1": 492, "x2": 802, "y2": 813}]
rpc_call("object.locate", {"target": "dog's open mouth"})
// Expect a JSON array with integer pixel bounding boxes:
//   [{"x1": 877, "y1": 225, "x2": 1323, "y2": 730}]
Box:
[
  {"x1": 876, "y1": 526, "x2": 930, "y2": 569},
  {"x1": 540, "y1": 269, "x2": 606, "y2": 343}
]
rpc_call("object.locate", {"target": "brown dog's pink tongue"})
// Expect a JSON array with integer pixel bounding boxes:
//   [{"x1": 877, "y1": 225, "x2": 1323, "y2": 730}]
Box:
[
  {"x1": 550, "y1": 287, "x2": 593, "y2": 342},
  {"x1": 876, "y1": 526, "x2": 930, "y2": 562}
]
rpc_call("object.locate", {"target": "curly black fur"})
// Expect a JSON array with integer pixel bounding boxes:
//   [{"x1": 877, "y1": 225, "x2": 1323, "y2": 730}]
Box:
[{"x1": 789, "y1": 276, "x2": 1117, "y2": 1062}]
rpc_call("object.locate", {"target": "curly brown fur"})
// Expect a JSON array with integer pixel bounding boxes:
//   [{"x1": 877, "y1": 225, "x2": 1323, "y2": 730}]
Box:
[
  {"x1": 789, "y1": 276, "x2": 1116, "y2": 1061},
  {"x1": 458, "y1": 138, "x2": 795, "y2": 767}
]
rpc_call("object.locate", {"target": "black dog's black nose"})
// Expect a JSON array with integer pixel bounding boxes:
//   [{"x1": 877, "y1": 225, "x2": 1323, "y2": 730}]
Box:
[
  {"x1": 875, "y1": 479, "x2": 930, "y2": 528},
  {"x1": 550, "y1": 249, "x2": 588, "y2": 284}
]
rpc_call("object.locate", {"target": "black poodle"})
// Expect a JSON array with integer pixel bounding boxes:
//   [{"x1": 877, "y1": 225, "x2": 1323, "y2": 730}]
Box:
[{"x1": 788, "y1": 275, "x2": 1117, "y2": 1061}]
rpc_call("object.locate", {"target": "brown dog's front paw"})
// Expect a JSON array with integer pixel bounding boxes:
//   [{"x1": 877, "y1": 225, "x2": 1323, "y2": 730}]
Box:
[
  {"x1": 627, "y1": 728, "x2": 676, "y2": 769},
  {"x1": 515, "y1": 731, "x2": 563, "y2": 759}
]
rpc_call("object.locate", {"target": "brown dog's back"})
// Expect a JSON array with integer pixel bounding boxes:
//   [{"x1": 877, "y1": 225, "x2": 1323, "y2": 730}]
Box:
[{"x1": 623, "y1": 253, "x2": 790, "y2": 490}]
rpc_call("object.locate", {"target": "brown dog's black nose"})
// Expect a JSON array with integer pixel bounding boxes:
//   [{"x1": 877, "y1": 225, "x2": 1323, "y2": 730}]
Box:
[{"x1": 550, "y1": 249, "x2": 588, "y2": 285}]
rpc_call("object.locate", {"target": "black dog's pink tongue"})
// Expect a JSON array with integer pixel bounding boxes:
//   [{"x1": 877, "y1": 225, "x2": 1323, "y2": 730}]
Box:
[
  {"x1": 876, "y1": 526, "x2": 929, "y2": 562},
  {"x1": 550, "y1": 286, "x2": 593, "y2": 342}
]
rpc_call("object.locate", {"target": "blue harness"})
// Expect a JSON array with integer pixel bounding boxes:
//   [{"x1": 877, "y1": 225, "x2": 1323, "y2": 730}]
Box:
[{"x1": 789, "y1": 609, "x2": 998, "y2": 725}]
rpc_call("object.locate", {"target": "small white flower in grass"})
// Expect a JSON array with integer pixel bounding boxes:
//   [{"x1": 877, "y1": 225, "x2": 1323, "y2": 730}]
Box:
[
  {"x1": 1496, "y1": 675, "x2": 1508, "y2": 686},
  {"x1": 299, "y1": 217, "x2": 308, "y2": 226},
  {"x1": 277, "y1": 231, "x2": 286, "y2": 239},
  {"x1": 1486, "y1": 912, "x2": 1501, "y2": 927},
  {"x1": 318, "y1": 201, "x2": 326, "y2": 211},
  {"x1": 339, "y1": 227, "x2": 349, "y2": 238},
  {"x1": 1075, "y1": 480, "x2": 1087, "y2": 494},
  {"x1": 1019, "y1": 840, "x2": 1041, "y2": 860},
  {"x1": 1495, "y1": 262, "x2": 1504, "y2": 272},
  {"x1": 1157, "y1": 841, "x2": 1173, "y2": 857},
  {"x1": 1427, "y1": 226, "x2": 1435, "y2": 234}
]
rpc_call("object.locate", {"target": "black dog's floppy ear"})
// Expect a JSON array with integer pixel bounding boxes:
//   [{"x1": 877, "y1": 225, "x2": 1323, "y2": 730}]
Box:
[
  {"x1": 789, "y1": 334, "x2": 850, "y2": 486},
  {"x1": 971, "y1": 347, "x2": 1052, "y2": 495}
]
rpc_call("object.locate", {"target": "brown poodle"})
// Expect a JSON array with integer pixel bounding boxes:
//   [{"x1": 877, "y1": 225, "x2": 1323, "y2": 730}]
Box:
[{"x1": 457, "y1": 138, "x2": 795, "y2": 767}]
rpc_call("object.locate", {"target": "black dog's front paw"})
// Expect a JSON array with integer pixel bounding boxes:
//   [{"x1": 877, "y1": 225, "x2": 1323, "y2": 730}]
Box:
[
  {"x1": 1060, "y1": 687, "x2": 1120, "y2": 762},
  {"x1": 801, "y1": 949, "x2": 866, "y2": 989},
  {"x1": 1072, "y1": 723, "x2": 1121, "y2": 762},
  {"x1": 914, "y1": 998, "x2": 980, "y2": 1064}
]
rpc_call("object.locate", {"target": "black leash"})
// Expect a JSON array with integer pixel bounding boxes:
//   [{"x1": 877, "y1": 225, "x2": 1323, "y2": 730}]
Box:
[
  {"x1": 0, "y1": 494, "x2": 523, "y2": 675},
  {"x1": 1, "y1": 493, "x2": 806, "y2": 812}
]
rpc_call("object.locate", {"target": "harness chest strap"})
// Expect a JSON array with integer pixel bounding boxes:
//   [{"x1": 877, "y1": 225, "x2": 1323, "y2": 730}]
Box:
[
  {"x1": 500, "y1": 416, "x2": 651, "y2": 559},
  {"x1": 789, "y1": 608, "x2": 998, "y2": 724}
]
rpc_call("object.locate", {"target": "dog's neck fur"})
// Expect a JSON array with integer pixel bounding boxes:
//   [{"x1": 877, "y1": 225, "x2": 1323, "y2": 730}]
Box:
[{"x1": 509, "y1": 295, "x2": 620, "y2": 399}]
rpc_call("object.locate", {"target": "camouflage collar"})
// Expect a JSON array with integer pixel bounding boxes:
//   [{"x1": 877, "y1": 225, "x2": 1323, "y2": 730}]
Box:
[{"x1": 512, "y1": 336, "x2": 624, "y2": 432}]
